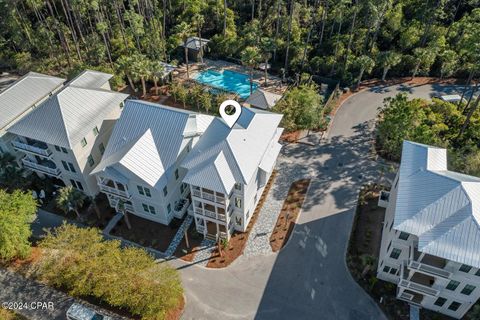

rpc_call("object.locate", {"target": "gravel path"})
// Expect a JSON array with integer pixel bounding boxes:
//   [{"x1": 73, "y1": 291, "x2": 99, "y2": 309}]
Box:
[
  {"x1": 191, "y1": 239, "x2": 216, "y2": 266},
  {"x1": 165, "y1": 216, "x2": 193, "y2": 257}
]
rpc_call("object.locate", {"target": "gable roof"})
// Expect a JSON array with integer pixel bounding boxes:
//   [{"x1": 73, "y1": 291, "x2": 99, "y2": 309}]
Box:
[
  {"x1": 0, "y1": 72, "x2": 65, "y2": 130},
  {"x1": 393, "y1": 140, "x2": 480, "y2": 268},
  {"x1": 245, "y1": 89, "x2": 282, "y2": 110},
  {"x1": 8, "y1": 85, "x2": 128, "y2": 148},
  {"x1": 68, "y1": 70, "x2": 112, "y2": 89},
  {"x1": 92, "y1": 100, "x2": 214, "y2": 188},
  {"x1": 181, "y1": 36, "x2": 210, "y2": 50},
  {"x1": 182, "y1": 107, "x2": 283, "y2": 194}
]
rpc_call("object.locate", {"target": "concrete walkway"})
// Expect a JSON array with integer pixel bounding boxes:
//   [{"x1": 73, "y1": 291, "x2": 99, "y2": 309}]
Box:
[{"x1": 173, "y1": 83, "x2": 462, "y2": 320}]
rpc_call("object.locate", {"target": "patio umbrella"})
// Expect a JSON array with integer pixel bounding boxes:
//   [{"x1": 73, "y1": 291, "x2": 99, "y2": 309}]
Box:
[{"x1": 259, "y1": 63, "x2": 271, "y2": 71}]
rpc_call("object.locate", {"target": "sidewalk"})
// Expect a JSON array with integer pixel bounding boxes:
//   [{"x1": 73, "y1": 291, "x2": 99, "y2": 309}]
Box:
[
  {"x1": 0, "y1": 268, "x2": 126, "y2": 320},
  {"x1": 31, "y1": 209, "x2": 83, "y2": 239}
]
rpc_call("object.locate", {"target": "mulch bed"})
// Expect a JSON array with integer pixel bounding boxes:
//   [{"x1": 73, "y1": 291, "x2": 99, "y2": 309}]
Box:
[
  {"x1": 206, "y1": 171, "x2": 278, "y2": 268},
  {"x1": 173, "y1": 223, "x2": 204, "y2": 262},
  {"x1": 269, "y1": 179, "x2": 311, "y2": 252},
  {"x1": 110, "y1": 214, "x2": 183, "y2": 253}
]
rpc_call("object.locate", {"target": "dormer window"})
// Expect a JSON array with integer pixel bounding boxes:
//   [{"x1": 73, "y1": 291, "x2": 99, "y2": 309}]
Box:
[
  {"x1": 93, "y1": 126, "x2": 99, "y2": 136},
  {"x1": 81, "y1": 137, "x2": 87, "y2": 147}
]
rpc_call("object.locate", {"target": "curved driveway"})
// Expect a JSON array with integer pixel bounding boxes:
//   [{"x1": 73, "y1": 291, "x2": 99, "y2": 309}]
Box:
[{"x1": 174, "y1": 83, "x2": 461, "y2": 320}]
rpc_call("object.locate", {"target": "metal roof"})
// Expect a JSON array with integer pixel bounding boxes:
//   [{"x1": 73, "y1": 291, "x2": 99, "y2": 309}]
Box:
[
  {"x1": 182, "y1": 107, "x2": 283, "y2": 194},
  {"x1": 393, "y1": 141, "x2": 480, "y2": 268},
  {"x1": 0, "y1": 72, "x2": 65, "y2": 130},
  {"x1": 181, "y1": 36, "x2": 210, "y2": 50},
  {"x1": 68, "y1": 70, "x2": 113, "y2": 89},
  {"x1": 244, "y1": 89, "x2": 282, "y2": 110},
  {"x1": 92, "y1": 101, "x2": 208, "y2": 188},
  {"x1": 8, "y1": 85, "x2": 128, "y2": 148}
]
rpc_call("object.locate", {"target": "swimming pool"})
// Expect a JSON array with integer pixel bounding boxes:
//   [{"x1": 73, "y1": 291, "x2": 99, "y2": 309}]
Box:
[{"x1": 194, "y1": 69, "x2": 258, "y2": 99}]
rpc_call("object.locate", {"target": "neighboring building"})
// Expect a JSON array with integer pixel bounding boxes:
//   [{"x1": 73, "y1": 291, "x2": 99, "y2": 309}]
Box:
[
  {"x1": 0, "y1": 72, "x2": 65, "y2": 162},
  {"x1": 377, "y1": 140, "x2": 480, "y2": 319},
  {"x1": 7, "y1": 70, "x2": 128, "y2": 196},
  {"x1": 182, "y1": 107, "x2": 283, "y2": 240},
  {"x1": 244, "y1": 89, "x2": 282, "y2": 110},
  {"x1": 180, "y1": 36, "x2": 210, "y2": 62},
  {"x1": 91, "y1": 100, "x2": 214, "y2": 225}
]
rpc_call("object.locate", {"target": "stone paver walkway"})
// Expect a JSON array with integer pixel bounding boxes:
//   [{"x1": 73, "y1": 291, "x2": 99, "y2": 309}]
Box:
[
  {"x1": 165, "y1": 216, "x2": 193, "y2": 257},
  {"x1": 192, "y1": 239, "x2": 216, "y2": 266}
]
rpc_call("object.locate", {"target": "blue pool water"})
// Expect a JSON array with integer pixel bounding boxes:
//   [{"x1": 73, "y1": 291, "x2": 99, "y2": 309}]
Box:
[{"x1": 194, "y1": 70, "x2": 258, "y2": 99}]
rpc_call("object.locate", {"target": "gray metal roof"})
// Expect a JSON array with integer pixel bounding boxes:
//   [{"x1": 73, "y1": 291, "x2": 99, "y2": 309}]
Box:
[
  {"x1": 394, "y1": 141, "x2": 480, "y2": 268},
  {"x1": 244, "y1": 89, "x2": 282, "y2": 110},
  {"x1": 182, "y1": 107, "x2": 283, "y2": 194},
  {"x1": 68, "y1": 70, "x2": 112, "y2": 89},
  {"x1": 0, "y1": 72, "x2": 65, "y2": 130},
  {"x1": 8, "y1": 85, "x2": 128, "y2": 148},
  {"x1": 92, "y1": 101, "x2": 210, "y2": 188},
  {"x1": 181, "y1": 36, "x2": 210, "y2": 50}
]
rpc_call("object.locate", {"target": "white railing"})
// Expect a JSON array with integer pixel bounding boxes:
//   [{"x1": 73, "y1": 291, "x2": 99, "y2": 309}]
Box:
[
  {"x1": 219, "y1": 231, "x2": 227, "y2": 239},
  {"x1": 192, "y1": 189, "x2": 225, "y2": 204},
  {"x1": 409, "y1": 260, "x2": 451, "y2": 279},
  {"x1": 194, "y1": 207, "x2": 226, "y2": 222},
  {"x1": 12, "y1": 140, "x2": 52, "y2": 157},
  {"x1": 98, "y1": 184, "x2": 131, "y2": 199},
  {"x1": 398, "y1": 279, "x2": 439, "y2": 297},
  {"x1": 22, "y1": 158, "x2": 60, "y2": 176}
]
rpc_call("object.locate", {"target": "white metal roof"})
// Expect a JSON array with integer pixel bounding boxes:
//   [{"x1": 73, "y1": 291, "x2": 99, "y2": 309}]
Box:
[
  {"x1": 92, "y1": 101, "x2": 210, "y2": 188},
  {"x1": 0, "y1": 72, "x2": 65, "y2": 130},
  {"x1": 244, "y1": 89, "x2": 282, "y2": 110},
  {"x1": 8, "y1": 85, "x2": 128, "y2": 148},
  {"x1": 182, "y1": 107, "x2": 283, "y2": 194},
  {"x1": 393, "y1": 141, "x2": 480, "y2": 268},
  {"x1": 68, "y1": 70, "x2": 112, "y2": 89},
  {"x1": 440, "y1": 94, "x2": 463, "y2": 102}
]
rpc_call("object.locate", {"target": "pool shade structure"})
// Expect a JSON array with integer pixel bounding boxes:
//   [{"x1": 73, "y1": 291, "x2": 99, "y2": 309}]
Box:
[
  {"x1": 244, "y1": 89, "x2": 282, "y2": 110},
  {"x1": 194, "y1": 70, "x2": 259, "y2": 99}
]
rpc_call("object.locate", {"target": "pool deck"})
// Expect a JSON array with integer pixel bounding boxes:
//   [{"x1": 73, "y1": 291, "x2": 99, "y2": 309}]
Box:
[{"x1": 175, "y1": 59, "x2": 288, "y2": 98}]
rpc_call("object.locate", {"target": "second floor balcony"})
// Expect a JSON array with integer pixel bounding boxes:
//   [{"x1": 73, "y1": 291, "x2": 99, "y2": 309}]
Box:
[
  {"x1": 194, "y1": 205, "x2": 227, "y2": 222},
  {"x1": 22, "y1": 157, "x2": 61, "y2": 177},
  {"x1": 399, "y1": 262, "x2": 439, "y2": 297},
  {"x1": 97, "y1": 177, "x2": 131, "y2": 199},
  {"x1": 192, "y1": 187, "x2": 226, "y2": 204},
  {"x1": 12, "y1": 138, "x2": 52, "y2": 158}
]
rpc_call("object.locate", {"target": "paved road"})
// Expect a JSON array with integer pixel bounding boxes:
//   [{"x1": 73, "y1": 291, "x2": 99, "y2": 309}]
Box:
[{"x1": 173, "y1": 83, "x2": 462, "y2": 320}]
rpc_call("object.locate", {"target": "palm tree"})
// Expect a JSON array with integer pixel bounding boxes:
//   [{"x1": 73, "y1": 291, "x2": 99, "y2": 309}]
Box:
[
  {"x1": 260, "y1": 37, "x2": 274, "y2": 87},
  {"x1": 377, "y1": 51, "x2": 402, "y2": 82},
  {"x1": 117, "y1": 55, "x2": 137, "y2": 92},
  {"x1": 354, "y1": 55, "x2": 375, "y2": 88},
  {"x1": 117, "y1": 199, "x2": 131, "y2": 230},
  {"x1": 174, "y1": 22, "x2": 194, "y2": 79},
  {"x1": 131, "y1": 54, "x2": 151, "y2": 97},
  {"x1": 241, "y1": 46, "x2": 260, "y2": 94},
  {"x1": 56, "y1": 186, "x2": 86, "y2": 220},
  {"x1": 0, "y1": 153, "x2": 26, "y2": 190}
]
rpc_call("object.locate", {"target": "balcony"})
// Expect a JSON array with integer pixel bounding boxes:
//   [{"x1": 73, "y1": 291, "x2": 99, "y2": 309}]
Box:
[
  {"x1": 22, "y1": 157, "x2": 61, "y2": 177},
  {"x1": 194, "y1": 207, "x2": 226, "y2": 222},
  {"x1": 192, "y1": 189, "x2": 225, "y2": 204},
  {"x1": 398, "y1": 279, "x2": 439, "y2": 297},
  {"x1": 408, "y1": 259, "x2": 451, "y2": 279},
  {"x1": 12, "y1": 139, "x2": 52, "y2": 158},
  {"x1": 399, "y1": 262, "x2": 439, "y2": 297},
  {"x1": 397, "y1": 290, "x2": 424, "y2": 307},
  {"x1": 110, "y1": 198, "x2": 134, "y2": 213},
  {"x1": 98, "y1": 184, "x2": 131, "y2": 199}
]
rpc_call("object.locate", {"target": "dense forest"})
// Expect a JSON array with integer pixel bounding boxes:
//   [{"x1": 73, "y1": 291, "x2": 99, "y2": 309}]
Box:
[{"x1": 0, "y1": 0, "x2": 479, "y2": 86}]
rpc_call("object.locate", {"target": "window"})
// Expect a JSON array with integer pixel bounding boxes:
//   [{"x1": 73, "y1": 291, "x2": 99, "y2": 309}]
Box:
[
  {"x1": 399, "y1": 232, "x2": 409, "y2": 241},
  {"x1": 93, "y1": 126, "x2": 99, "y2": 136},
  {"x1": 70, "y1": 179, "x2": 84, "y2": 191},
  {"x1": 87, "y1": 155, "x2": 94, "y2": 167},
  {"x1": 175, "y1": 169, "x2": 179, "y2": 180},
  {"x1": 387, "y1": 241, "x2": 392, "y2": 253},
  {"x1": 81, "y1": 137, "x2": 87, "y2": 147},
  {"x1": 461, "y1": 284, "x2": 476, "y2": 295},
  {"x1": 68, "y1": 162, "x2": 76, "y2": 173},
  {"x1": 448, "y1": 302, "x2": 461, "y2": 312},
  {"x1": 389, "y1": 268, "x2": 398, "y2": 275},
  {"x1": 54, "y1": 145, "x2": 61, "y2": 152},
  {"x1": 235, "y1": 197, "x2": 242, "y2": 208},
  {"x1": 234, "y1": 183, "x2": 242, "y2": 191},
  {"x1": 99, "y1": 143, "x2": 105, "y2": 155},
  {"x1": 61, "y1": 147, "x2": 68, "y2": 154},
  {"x1": 163, "y1": 186, "x2": 168, "y2": 197},
  {"x1": 476, "y1": 269, "x2": 480, "y2": 276},
  {"x1": 390, "y1": 248, "x2": 401, "y2": 259},
  {"x1": 61, "y1": 160, "x2": 69, "y2": 171},
  {"x1": 434, "y1": 297, "x2": 447, "y2": 307},
  {"x1": 389, "y1": 221, "x2": 393, "y2": 231},
  {"x1": 137, "y1": 185, "x2": 151, "y2": 197},
  {"x1": 446, "y1": 280, "x2": 460, "y2": 291},
  {"x1": 149, "y1": 206, "x2": 156, "y2": 214},
  {"x1": 383, "y1": 266, "x2": 391, "y2": 273},
  {"x1": 167, "y1": 204, "x2": 171, "y2": 213},
  {"x1": 142, "y1": 204, "x2": 149, "y2": 212},
  {"x1": 459, "y1": 264, "x2": 472, "y2": 273},
  {"x1": 119, "y1": 102, "x2": 124, "y2": 109}
]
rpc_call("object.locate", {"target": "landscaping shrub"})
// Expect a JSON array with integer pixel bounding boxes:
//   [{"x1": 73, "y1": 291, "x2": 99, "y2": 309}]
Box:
[{"x1": 36, "y1": 225, "x2": 183, "y2": 320}]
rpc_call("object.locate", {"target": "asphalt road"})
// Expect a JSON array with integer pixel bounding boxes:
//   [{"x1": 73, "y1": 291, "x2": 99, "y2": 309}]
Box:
[{"x1": 173, "y1": 83, "x2": 463, "y2": 320}]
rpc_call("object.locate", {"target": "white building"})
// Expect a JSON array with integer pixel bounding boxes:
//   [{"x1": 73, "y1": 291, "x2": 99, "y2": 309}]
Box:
[
  {"x1": 0, "y1": 72, "x2": 65, "y2": 162},
  {"x1": 91, "y1": 100, "x2": 214, "y2": 225},
  {"x1": 182, "y1": 107, "x2": 283, "y2": 240},
  {"x1": 7, "y1": 70, "x2": 128, "y2": 196},
  {"x1": 377, "y1": 140, "x2": 480, "y2": 319}
]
